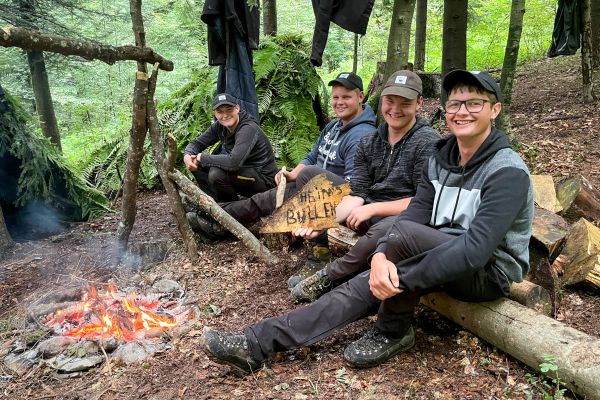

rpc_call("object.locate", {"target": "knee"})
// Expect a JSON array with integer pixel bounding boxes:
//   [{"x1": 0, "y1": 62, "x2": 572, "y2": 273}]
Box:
[
  {"x1": 386, "y1": 220, "x2": 422, "y2": 248},
  {"x1": 207, "y1": 167, "x2": 228, "y2": 185}
]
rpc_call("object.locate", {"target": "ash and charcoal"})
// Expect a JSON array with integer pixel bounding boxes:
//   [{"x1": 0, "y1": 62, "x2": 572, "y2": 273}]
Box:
[{"x1": 2, "y1": 278, "x2": 198, "y2": 377}]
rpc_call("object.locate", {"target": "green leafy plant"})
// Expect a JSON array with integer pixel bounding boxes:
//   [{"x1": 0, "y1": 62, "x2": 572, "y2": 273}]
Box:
[{"x1": 522, "y1": 354, "x2": 567, "y2": 400}]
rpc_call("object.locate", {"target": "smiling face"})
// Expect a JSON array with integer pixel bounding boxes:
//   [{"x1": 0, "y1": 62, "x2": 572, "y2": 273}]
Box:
[
  {"x1": 445, "y1": 85, "x2": 501, "y2": 144},
  {"x1": 214, "y1": 104, "x2": 241, "y2": 132},
  {"x1": 331, "y1": 85, "x2": 364, "y2": 124},
  {"x1": 380, "y1": 94, "x2": 423, "y2": 136}
]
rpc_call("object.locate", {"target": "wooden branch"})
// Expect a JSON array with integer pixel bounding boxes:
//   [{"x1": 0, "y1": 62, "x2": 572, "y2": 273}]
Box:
[
  {"x1": 0, "y1": 26, "x2": 173, "y2": 71},
  {"x1": 146, "y1": 63, "x2": 198, "y2": 260},
  {"x1": 168, "y1": 170, "x2": 277, "y2": 266},
  {"x1": 422, "y1": 293, "x2": 600, "y2": 400}
]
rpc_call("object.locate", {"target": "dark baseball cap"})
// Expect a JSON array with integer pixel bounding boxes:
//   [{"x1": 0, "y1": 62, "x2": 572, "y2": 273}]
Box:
[
  {"x1": 328, "y1": 72, "x2": 363, "y2": 91},
  {"x1": 442, "y1": 70, "x2": 503, "y2": 102},
  {"x1": 381, "y1": 70, "x2": 422, "y2": 99},
  {"x1": 212, "y1": 93, "x2": 238, "y2": 110}
]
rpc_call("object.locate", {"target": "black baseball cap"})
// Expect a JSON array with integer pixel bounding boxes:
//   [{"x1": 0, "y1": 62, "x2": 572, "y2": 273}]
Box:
[
  {"x1": 381, "y1": 70, "x2": 423, "y2": 99},
  {"x1": 328, "y1": 72, "x2": 363, "y2": 91},
  {"x1": 442, "y1": 70, "x2": 503, "y2": 102},
  {"x1": 212, "y1": 93, "x2": 238, "y2": 110}
]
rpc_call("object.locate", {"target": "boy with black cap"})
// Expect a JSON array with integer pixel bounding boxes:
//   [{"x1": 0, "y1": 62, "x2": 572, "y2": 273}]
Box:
[
  {"x1": 183, "y1": 93, "x2": 278, "y2": 203},
  {"x1": 190, "y1": 73, "x2": 376, "y2": 245},
  {"x1": 200, "y1": 70, "x2": 533, "y2": 374}
]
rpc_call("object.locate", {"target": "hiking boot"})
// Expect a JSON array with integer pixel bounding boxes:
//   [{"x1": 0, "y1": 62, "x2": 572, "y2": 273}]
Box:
[
  {"x1": 287, "y1": 243, "x2": 332, "y2": 289},
  {"x1": 202, "y1": 330, "x2": 261, "y2": 375},
  {"x1": 343, "y1": 326, "x2": 415, "y2": 369},
  {"x1": 291, "y1": 267, "x2": 332, "y2": 303},
  {"x1": 186, "y1": 212, "x2": 227, "y2": 240}
]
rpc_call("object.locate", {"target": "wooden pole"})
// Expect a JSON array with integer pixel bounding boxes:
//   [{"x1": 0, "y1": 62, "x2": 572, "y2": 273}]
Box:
[
  {"x1": 422, "y1": 293, "x2": 600, "y2": 400},
  {"x1": 168, "y1": 170, "x2": 277, "y2": 266}
]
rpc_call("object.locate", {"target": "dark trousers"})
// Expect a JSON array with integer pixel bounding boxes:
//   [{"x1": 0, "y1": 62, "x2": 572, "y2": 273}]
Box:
[
  {"x1": 327, "y1": 216, "x2": 396, "y2": 281},
  {"x1": 191, "y1": 166, "x2": 275, "y2": 202},
  {"x1": 221, "y1": 165, "x2": 346, "y2": 224},
  {"x1": 245, "y1": 220, "x2": 509, "y2": 362}
]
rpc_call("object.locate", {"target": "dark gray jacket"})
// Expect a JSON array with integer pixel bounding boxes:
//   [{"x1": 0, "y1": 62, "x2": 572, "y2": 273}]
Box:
[
  {"x1": 184, "y1": 110, "x2": 278, "y2": 177},
  {"x1": 350, "y1": 117, "x2": 440, "y2": 204}
]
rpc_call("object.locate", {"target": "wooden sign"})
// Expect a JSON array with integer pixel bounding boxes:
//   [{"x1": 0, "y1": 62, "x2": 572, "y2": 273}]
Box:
[{"x1": 259, "y1": 173, "x2": 351, "y2": 233}]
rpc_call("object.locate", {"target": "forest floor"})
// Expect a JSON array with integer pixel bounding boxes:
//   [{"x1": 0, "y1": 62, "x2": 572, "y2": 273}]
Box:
[{"x1": 1, "y1": 55, "x2": 599, "y2": 400}]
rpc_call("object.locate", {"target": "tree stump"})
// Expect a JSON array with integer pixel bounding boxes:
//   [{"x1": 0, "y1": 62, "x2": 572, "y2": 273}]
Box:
[
  {"x1": 531, "y1": 206, "x2": 568, "y2": 260},
  {"x1": 531, "y1": 175, "x2": 563, "y2": 213},
  {"x1": 552, "y1": 218, "x2": 600, "y2": 290},
  {"x1": 556, "y1": 175, "x2": 600, "y2": 222}
]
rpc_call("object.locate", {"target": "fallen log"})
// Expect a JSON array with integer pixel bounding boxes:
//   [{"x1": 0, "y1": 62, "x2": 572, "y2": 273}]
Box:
[
  {"x1": 531, "y1": 206, "x2": 568, "y2": 260},
  {"x1": 556, "y1": 175, "x2": 600, "y2": 222},
  {"x1": 328, "y1": 226, "x2": 552, "y2": 313},
  {"x1": 531, "y1": 175, "x2": 563, "y2": 213},
  {"x1": 422, "y1": 292, "x2": 600, "y2": 400},
  {"x1": 552, "y1": 218, "x2": 600, "y2": 290},
  {"x1": 168, "y1": 170, "x2": 277, "y2": 266},
  {"x1": 0, "y1": 26, "x2": 174, "y2": 71}
]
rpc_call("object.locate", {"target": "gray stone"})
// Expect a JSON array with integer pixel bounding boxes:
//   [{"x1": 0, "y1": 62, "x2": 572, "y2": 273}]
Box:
[
  {"x1": 36, "y1": 336, "x2": 78, "y2": 358},
  {"x1": 4, "y1": 349, "x2": 39, "y2": 376},
  {"x1": 110, "y1": 342, "x2": 150, "y2": 364},
  {"x1": 47, "y1": 354, "x2": 104, "y2": 372},
  {"x1": 151, "y1": 279, "x2": 183, "y2": 296}
]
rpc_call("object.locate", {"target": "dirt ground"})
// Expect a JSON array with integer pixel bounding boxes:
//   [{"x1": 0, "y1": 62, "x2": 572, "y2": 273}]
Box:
[{"x1": 1, "y1": 55, "x2": 599, "y2": 399}]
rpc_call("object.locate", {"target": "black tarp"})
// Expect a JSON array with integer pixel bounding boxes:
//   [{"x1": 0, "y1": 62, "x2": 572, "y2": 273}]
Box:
[{"x1": 548, "y1": 0, "x2": 582, "y2": 57}]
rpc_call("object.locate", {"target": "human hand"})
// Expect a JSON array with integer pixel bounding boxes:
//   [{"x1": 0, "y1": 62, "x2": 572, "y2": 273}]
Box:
[
  {"x1": 345, "y1": 204, "x2": 373, "y2": 231},
  {"x1": 369, "y1": 253, "x2": 402, "y2": 300},
  {"x1": 183, "y1": 154, "x2": 199, "y2": 172},
  {"x1": 275, "y1": 169, "x2": 292, "y2": 185},
  {"x1": 291, "y1": 227, "x2": 324, "y2": 240},
  {"x1": 335, "y1": 195, "x2": 365, "y2": 223}
]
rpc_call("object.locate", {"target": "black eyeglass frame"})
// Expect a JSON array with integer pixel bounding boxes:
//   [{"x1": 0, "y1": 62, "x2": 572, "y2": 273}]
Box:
[{"x1": 444, "y1": 99, "x2": 491, "y2": 114}]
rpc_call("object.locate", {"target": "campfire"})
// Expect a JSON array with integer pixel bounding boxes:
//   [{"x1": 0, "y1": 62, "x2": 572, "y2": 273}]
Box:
[{"x1": 42, "y1": 284, "x2": 183, "y2": 341}]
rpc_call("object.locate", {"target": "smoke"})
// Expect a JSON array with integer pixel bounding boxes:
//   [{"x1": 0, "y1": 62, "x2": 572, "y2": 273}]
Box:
[{"x1": 4, "y1": 200, "x2": 66, "y2": 240}]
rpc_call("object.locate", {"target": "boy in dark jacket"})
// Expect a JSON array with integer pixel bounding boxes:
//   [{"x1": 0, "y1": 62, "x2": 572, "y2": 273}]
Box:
[
  {"x1": 201, "y1": 70, "x2": 534, "y2": 374},
  {"x1": 183, "y1": 93, "x2": 278, "y2": 202}
]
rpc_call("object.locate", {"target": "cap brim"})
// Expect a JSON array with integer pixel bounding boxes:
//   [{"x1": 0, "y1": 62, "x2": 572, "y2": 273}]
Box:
[{"x1": 381, "y1": 86, "x2": 420, "y2": 99}]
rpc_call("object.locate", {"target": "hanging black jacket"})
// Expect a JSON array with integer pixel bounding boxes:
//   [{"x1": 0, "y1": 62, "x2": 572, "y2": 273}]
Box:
[
  {"x1": 310, "y1": 0, "x2": 375, "y2": 66},
  {"x1": 201, "y1": 0, "x2": 260, "y2": 66}
]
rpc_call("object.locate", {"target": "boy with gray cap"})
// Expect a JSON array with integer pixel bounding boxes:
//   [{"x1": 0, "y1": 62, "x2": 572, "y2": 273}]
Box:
[
  {"x1": 200, "y1": 69, "x2": 533, "y2": 374},
  {"x1": 183, "y1": 93, "x2": 278, "y2": 203}
]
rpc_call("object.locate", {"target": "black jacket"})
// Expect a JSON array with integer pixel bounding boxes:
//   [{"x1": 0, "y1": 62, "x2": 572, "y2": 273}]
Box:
[
  {"x1": 350, "y1": 117, "x2": 439, "y2": 204},
  {"x1": 184, "y1": 111, "x2": 278, "y2": 177},
  {"x1": 310, "y1": 0, "x2": 375, "y2": 66}
]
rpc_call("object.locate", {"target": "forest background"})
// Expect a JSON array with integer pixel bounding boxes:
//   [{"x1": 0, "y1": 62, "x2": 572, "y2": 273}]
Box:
[{"x1": 0, "y1": 0, "x2": 557, "y2": 180}]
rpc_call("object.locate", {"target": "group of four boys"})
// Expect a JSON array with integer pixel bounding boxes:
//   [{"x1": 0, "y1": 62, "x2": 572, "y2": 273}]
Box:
[{"x1": 182, "y1": 68, "x2": 533, "y2": 373}]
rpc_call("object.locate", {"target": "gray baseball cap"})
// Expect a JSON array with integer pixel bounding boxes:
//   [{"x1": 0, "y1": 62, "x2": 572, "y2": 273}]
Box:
[
  {"x1": 381, "y1": 70, "x2": 423, "y2": 99},
  {"x1": 442, "y1": 70, "x2": 503, "y2": 102}
]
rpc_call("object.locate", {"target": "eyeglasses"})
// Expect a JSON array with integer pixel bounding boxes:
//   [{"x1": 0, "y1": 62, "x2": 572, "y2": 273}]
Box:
[{"x1": 444, "y1": 99, "x2": 490, "y2": 114}]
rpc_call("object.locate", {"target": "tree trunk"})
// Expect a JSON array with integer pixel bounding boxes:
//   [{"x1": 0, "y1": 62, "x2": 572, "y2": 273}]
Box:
[
  {"x1": 581, "y1": 0, "x2": 597, "y2": 103},
  {"x1": 591, "y1": 0, "x2": 600, "y2": 69},
  {"x1": 0, "y1": 26, "x2": 173, "y2": 71},
  {"x1": 169, "y1": 170, "x2": 277, "y2": 266},
  {"x1": 413, "y1": 0, "x2": 427, "y2": 71},
  {"x1": 116, "y1": 0, "x2": 149, "y2": 252},
  {"x1": 442, "y1": 0, "x2": 467, "y2": 76},
  {"x1": 421, "y1": 293, "x2": 600, "y2": 400},
  {"x1": 497, "y1": 0, "x2": 525, "y2": 144},
  {"x1": 0, "y1": 206, "x2": 13, "y2": 259},
  {"x1": 384, "y1": 0, "x2": 416, "y2": 81},
  {"x1": 146, "y1": 63, "x2": 199, "y2": 260},
  {"x1": 352, "y1": 34, "x2": 358, "y2": 73},
  {"x1": 262, "y1": 0, "x2": 277, "y2": 36},
  {"x1": 26, "y1": 50, "x2": 61, "y2": 151}
]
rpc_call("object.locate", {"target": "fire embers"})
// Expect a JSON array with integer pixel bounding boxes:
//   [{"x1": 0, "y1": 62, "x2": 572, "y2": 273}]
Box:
[{"x1": 43, "y1": 284, "x2": 183, "y2": 341}]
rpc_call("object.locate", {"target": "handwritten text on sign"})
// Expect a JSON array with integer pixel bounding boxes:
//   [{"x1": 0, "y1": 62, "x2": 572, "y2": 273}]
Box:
[{"x1": 260, "y1": 174, "x2": 351, "y2": 233}]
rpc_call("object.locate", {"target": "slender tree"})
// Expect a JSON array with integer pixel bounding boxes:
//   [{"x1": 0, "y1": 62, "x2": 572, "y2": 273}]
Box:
[
  {"x1": 590, "y1": 0, "x2": 600, "y2": 68},
  {"x1": 413, "y1": 0, "x2": 427, "y2": 71},
  {"x1": 442, "y1": 0, "x2": 468, "y2": 75},
  {"x1": 262, "y1": 0, "x2": 277, "y2": 36},
  {"x1": 384, "y1": 0, "x2": 417, "y2": 80},
  {"x1": 352, "y1": 34, "x2": 358, "y2": 73},
  {"x1": 497, "y1": 0, "x2": 526, "y2": 143},
  {"x1": 581, "y1": 0, "x2": 596, "y2": 103}
]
